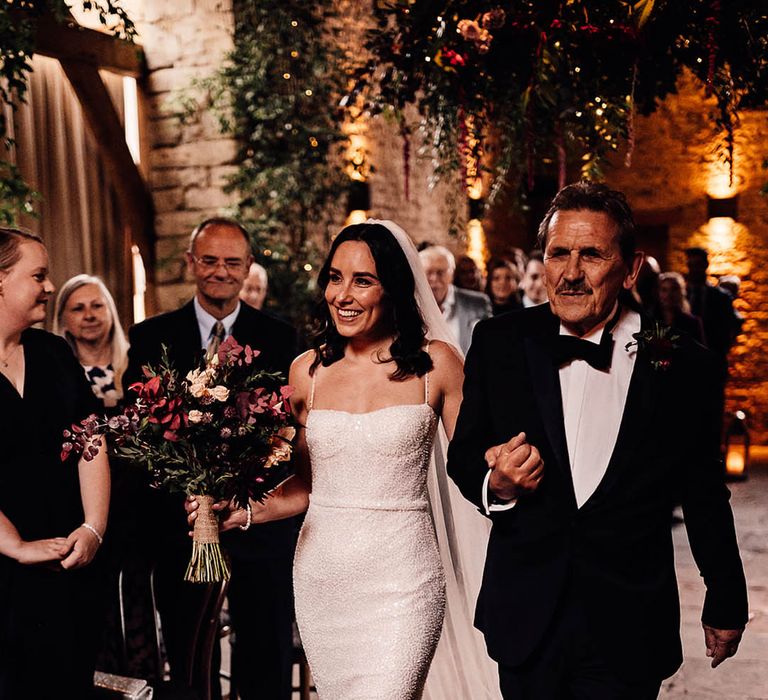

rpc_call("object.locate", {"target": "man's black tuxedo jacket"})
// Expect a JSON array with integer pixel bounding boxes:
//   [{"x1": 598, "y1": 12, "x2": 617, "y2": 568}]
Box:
[
  {"x1": 447, "y1": 304, "x2": 748, "y2": 680},
  {"x1": 123, "y1": 300, "x2": 298, "y2": 563}
]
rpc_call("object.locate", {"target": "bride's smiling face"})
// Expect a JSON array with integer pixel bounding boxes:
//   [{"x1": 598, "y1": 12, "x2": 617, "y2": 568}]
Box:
[{"x1": 325, "y1": 241, "x2": 390, "y2": 340}]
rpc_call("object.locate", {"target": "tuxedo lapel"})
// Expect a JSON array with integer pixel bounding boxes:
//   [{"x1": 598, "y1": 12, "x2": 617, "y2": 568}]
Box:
[{"x1": 523, "y1": 309, "x2": 576, "y2": 506}]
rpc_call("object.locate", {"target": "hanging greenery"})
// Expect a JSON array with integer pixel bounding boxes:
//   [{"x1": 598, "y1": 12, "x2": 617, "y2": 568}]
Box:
[
  {"x1": 194, "y1": 0, "x2": 349, "y2": 332},
  {"x1": 0, "y1": 1, "x2": 136, "y2": 224},
  {"x1": 356, "y1": 0, "x2": 767, "y2": 204}
]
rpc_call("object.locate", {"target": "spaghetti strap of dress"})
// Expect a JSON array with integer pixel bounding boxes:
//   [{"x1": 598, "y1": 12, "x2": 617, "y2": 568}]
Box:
[
  {"x1": 308, "y1": 364, "x2": 318, "y2": 411},
  {"x1": 424, "y1": 340, "x2": 432, "y2": 405}
]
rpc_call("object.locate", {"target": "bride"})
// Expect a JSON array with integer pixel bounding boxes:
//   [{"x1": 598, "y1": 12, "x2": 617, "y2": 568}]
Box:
[{"x1": 188, "y1": 220, "x2": 500, "y2": 699}]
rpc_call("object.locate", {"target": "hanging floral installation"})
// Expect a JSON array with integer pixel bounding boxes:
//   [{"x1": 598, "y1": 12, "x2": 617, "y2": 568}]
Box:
[
  {"x1": 188, "y1": 0, "x2": 348, "y2": 331},
  {"x1": 355, "y1": 0, "x2": 767, "y2": 203}
]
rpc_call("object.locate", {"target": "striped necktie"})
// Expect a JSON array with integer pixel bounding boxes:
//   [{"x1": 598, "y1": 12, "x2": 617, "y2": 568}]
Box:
[{"x1": 207, "y1": 320, "x2": 226, "y2": 359}]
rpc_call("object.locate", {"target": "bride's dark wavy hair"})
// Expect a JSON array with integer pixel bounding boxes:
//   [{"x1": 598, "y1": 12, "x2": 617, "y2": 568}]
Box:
[{"x1": 310, "y1": 223, "x2": 433, "y2": 380}]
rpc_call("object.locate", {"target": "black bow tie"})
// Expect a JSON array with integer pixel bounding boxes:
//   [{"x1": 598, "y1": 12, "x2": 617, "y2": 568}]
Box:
[
  {"x1": 552, "y1": 308, "x2": 622, "y2": 371},
  {"x1": 552, "y1": 333, "x2": 613, "y2": 370}
]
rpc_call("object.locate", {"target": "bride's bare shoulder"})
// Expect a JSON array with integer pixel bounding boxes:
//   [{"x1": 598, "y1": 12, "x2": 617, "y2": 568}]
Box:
[
  {"x1": 426, "y1": 340, "x2": 463, "y2": 368},
  {"x1": 289, "y1": 350, "x2": 318, "y2": 389}
]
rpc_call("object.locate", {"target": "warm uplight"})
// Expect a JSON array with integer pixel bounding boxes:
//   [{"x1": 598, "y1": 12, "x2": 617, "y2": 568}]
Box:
[
  {"x1": 466, "y1": 218, "x2": 488, "y2": 273},
  {"x1": 131, "y1": 244, "x2": 146, "y2": 323},
  {"x1": 725, "y1": 445, "x2": 745, "y2": 477},
  {"x1": 705, "y1": 217, "x2": 736, "y2": 255},
  {"x1": 706, "y1": 158, "x2": 738, "y2": 199},
  {"x1": 345, "y1": 209, "x2": 368, "y2": 226},
  {"x1": 123, "y1": 76, "x2": 141, "y2": 164},
  {"x1": 345, "y1": 132, "x2": 369, "y2": 181},
  {"x1": 724, "y1": 410, "x2": 749, "y2": 481}
]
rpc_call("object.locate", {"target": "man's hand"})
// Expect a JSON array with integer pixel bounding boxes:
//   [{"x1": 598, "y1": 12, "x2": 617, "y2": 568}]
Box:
[
  {"x1": 703, "y1": 624, "x2": 743, "y2": 668},
  {"x1": 486, "y1": 432, "x2": 544, "y2": 501},
  {"x1": 60, "y1": 526, "x2": 101, "y2": 570}
]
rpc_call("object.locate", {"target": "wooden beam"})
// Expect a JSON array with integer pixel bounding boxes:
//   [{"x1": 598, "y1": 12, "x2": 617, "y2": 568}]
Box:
[
  {"x1": 59, "y1": 58, "x2": 155, "y2": 280},
  {"x1": 32, "y1": 13, "x2": 145, "y2": 77}
]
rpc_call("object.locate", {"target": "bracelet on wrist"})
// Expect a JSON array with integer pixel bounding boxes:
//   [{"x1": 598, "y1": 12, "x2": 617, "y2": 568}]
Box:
[
  {"x1": 81, "y1": 522, "x2": 103, "y2": 545},
  {"x1": 238, "y1": 501, "x2": 252, "y2": 531}
]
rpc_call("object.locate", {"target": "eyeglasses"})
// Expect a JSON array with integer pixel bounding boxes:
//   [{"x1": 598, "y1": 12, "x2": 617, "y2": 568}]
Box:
[{"x1": 191, "y1": 256, "x2": 248, "y2": 272}]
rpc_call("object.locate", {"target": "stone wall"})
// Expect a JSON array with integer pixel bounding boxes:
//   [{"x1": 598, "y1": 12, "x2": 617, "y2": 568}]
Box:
[
  {"x1": 605, "y1": 72, "x2": 768, "y2": 445},
  {"x1": 122, "y1": 0, "x2": 241, "y2": 311},
  {"x1": 124, "y1": 3, "x2": 766, "y2": 442}
]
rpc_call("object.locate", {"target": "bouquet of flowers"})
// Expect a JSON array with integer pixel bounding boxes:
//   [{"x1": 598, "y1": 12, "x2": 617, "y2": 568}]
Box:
[{"x1": 61, "y1": 337, "x2": 295, "y2": 582}]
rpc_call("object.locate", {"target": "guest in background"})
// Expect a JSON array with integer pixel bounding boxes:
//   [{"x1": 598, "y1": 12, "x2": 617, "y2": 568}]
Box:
[
  {"x1": 718, "y1": 274, "x2": 745, "y2": 336},
  {"x1": 124, "y1": 217, "x2": 298, "y2": 699},
  {"x1": 658, "y1": 271, "x2": 704, "y2": 344},
  {"x1": 419, "y1": 245, "x2": 492, "y2": 354},
  {"x1": 685, "y1": 246, "x2": 742, "y2": 444},
  {"x1": 507, "y1": 247, "x2": 528, "y2": 281},
  {"x1": 632, "y1": 255, "x2": 661, "y2": 316},
  {"x1": 718, "y1": 274, "x2": 741, "y2": 301},
  {"x1": 54, "y1": 274, "x2": 129, "y2": 409},
  {"x1": 55, "y1": 275, "x2": 161, "y2": 681},
  {"x1": 0, "y1": 227, "x2": 110, "y2": 699},
  {"x1": 485, "y1": 258, "x2": 522, "y2": 315},
  {"x1": 455, "y1": 254, "x2": 485, "y2": 292},
  {"x1": 240, "y1": 261, "x2": 269, "y2": 310},
  {"x1": 520, "y1": 251, "x2": 548, "y2": 307},
  {"x1": 685, "y1": 247, "x2": 741, "y2": 359}
]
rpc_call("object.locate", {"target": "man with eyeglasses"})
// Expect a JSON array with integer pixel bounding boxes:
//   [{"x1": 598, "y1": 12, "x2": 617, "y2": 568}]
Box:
[{"x1": 123, "y1": 217, "x2": 298, "y2": 699}]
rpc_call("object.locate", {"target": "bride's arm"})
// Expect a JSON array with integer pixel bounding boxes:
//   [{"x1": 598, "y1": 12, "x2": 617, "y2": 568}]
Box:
[
  {"x1": 188, "y1": 351, "x2": 314, "y2": 531},
  {"x1": 428, "y1": 340, "x2": 465, "y2": 440}
]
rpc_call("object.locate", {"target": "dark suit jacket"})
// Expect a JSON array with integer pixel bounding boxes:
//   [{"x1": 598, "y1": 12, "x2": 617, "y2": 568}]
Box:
[
  {"x1": 123, "y1": 300, "x2": 299, "y2": 562},
  {"x1": 447, "y1": 304, "x2": 748, "y2": 680}
]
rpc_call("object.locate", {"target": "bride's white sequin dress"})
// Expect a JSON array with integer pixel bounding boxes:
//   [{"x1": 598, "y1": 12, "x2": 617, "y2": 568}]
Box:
[{"x1": 294, "y1": 397, "x2": 446, "y2": 699}]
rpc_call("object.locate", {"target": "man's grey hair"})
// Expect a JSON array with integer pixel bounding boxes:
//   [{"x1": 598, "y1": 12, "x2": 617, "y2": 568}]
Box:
[{"x1": 419, "y1": 245, "x2": 456, "y2": 273}]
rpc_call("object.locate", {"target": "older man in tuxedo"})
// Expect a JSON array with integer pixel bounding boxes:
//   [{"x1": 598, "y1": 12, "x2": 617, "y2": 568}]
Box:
[
  {"x1": 124, "y1": 218, "x2": 298, "y2": 699},
  {"x1": 448, "y1": 182, "x2": 747, "y2": 699}
]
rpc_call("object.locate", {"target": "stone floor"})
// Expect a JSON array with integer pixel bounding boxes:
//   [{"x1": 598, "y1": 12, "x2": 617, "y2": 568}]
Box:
[{"x1": 659, "y1": 463, "x2": 768, "y2": 699}]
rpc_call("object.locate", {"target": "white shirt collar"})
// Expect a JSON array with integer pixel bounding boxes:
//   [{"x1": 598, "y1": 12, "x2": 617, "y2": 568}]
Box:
[
  {"x1": 441, "y1": 284, "x2": 457, "y2": 316},
  {"x1": 193, "y1": 296, "x2": 241, "y2": 349}
]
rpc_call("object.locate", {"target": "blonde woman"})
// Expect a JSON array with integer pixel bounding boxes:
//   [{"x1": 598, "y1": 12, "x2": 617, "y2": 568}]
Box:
[{"x1": 54, "y1": 274, "x2": 129, "y2": 408}]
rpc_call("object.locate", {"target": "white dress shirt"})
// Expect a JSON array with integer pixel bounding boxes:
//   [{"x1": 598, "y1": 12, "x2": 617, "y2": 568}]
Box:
[
  {"x1": 559, "y1": 306, "x2": 639, "y2": 507},
  {"x1": 193, "y1": 297, "x2": 241, "y2": 350},
  {"x1": 482, "y1": 305, "x2": 640, "y2": 513}
]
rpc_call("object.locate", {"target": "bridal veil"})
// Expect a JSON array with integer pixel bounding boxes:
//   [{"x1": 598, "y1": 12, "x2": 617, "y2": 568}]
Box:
[{"x1": 367, "y1": 219, "x2": 501, "y2": 699}]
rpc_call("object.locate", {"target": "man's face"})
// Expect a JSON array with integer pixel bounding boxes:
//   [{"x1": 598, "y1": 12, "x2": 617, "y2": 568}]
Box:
[
  {"x1": 523, "y1": 259, "x2": 547, "y2": 304},
  {"x1": 686, "y1": 254, "x2": 708, "y2": 286},
  {"x1": 543, "y1": 209, "x2": 642, "y2": 336},
  {"x1": 421, "y1": 253, "x2": 454, "y2": 306},
  {"x1": 240, "y1": 266, "x2": 267, "y2": 309},
  {"x1": 186, "y1": 224, "x2": 252, "y2": 307}
]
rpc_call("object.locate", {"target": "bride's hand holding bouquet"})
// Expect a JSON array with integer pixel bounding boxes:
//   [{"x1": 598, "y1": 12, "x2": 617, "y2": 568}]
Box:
[{"x1": 62, "y1": 336, "x2": 296, "y2": 582}]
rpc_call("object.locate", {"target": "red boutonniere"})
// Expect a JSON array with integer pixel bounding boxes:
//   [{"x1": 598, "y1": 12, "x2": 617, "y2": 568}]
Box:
[{"x1": 625, "y1": 322, "x2": 681, "y2": 371}]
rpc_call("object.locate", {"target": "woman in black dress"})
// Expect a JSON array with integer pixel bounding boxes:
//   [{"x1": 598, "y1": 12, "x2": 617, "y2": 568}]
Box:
[{"x1": 0, "y1": 227, "x2": 110, "y2": 699}]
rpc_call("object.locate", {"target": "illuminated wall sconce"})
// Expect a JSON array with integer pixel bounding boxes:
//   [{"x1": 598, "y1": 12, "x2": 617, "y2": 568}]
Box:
[
  {"x1": 345, "y1": 180, "x2": 371, "y2": 226},
  {"x1": 724, "y1": 410, "x2": 750, "y2": 481},
  {"x1": 466, "y1": 196, "x2": 488, "y2": 273},
  {"x1": 707, "y1": 194, "x2": 739, "y2": 221}
]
